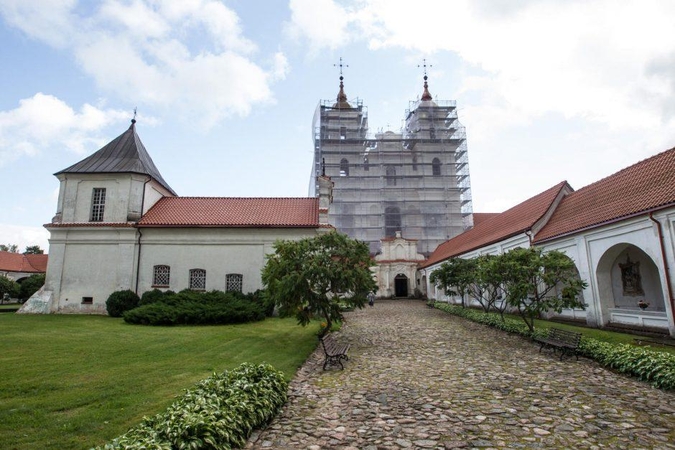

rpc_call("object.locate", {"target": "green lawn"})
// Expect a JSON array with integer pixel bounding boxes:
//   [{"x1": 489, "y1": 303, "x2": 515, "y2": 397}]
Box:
[{"x1": 0, "y1": 314, "x2": 319, "y2": 450}]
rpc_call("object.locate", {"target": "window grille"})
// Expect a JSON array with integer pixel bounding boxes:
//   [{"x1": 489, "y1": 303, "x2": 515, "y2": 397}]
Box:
[
  {"x1": 90, "y1": 188, "x2": 106, "y2": 222},
  {"x1": 189, "y1": 269, "x2": 206, "y2": 290},
  {"x1": 153, "y1": 265, "x2": 170, "y2": 287},
  {"x1": 226, "y1": 274, "x2": 243, "y2": 293}
]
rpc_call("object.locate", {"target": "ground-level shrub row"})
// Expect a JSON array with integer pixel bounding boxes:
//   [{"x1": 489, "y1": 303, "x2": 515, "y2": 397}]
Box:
[
  {"x1": 434, "y1": 302, "x2": 675, "y2": 391},
  {"x1": 95, "y1": 362, "x2": 288, "y2": 450}
]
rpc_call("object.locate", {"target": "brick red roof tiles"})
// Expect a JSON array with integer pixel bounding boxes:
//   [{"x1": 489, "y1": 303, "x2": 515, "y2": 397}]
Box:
[
  {"x1": 535, "y1": 147, "x2": 675, "y2": 242},
  {"x1": 421, "y1": 181, "x2": 570, "y2": 268},
  {"x1": 137, "y1": 197, "x2": 320, "y2": 228},
  {"x1": 472, "y1": 213, "x2": 499, "y2": 226},
  {"x1": 0, "y1": 252, "x2": 48, "y2": 274}
]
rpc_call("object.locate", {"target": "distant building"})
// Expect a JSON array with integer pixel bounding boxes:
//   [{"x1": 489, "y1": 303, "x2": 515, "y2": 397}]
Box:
[
  {"x1": 310, "y1": 73, "x2": 472, "y2": 257},
  {"x1": 0, "y1": 252, "x2": 48, "y2": 282}
]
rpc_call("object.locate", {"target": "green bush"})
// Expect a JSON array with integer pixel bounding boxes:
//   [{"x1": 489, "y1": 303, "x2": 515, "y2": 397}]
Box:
[
  {"x1": 95, "y1": 362, "x2": 288, "y2": 450},
  {"x1": 139, "y1": 288, "x2": 168, "y2": 306},
  {"x1": 124, "y1": 290, "x2": 266, "y2": 326},
  {"x1": 434, "y1": 302, "x2": 675, "y2": 390},
  {"x1": 19, "y1": 274, "x2": 45, "y2": 301},
  {"x1": 0, "y1": 276, "x2": 20, "y2": 301},
  {"x1": 106, "y1": 290, "x2": 140, "y2": 317}
]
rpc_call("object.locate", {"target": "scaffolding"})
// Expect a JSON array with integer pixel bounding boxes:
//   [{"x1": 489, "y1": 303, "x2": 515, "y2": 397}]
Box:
[{"x1": 309, "y1": 91, "x2": 473, "y2": 257}]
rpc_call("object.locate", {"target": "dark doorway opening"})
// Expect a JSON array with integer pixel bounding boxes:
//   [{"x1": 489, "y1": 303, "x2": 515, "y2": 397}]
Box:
[{"x1": 394, "y1": 274, "x2": 408, "y2": 297}]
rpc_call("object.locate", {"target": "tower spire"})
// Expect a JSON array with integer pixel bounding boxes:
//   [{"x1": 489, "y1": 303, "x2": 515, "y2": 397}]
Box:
[
  {"x1": 333, "y1": 57, "x2": 351, "y2": 108},
  {"x1": 418, "y1": 59, "x2": 433, "y2": 101}
]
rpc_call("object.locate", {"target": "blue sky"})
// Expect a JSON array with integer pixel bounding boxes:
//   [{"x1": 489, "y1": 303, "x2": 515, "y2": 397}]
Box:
[{"x1": 2, "y1": 0, "x2": 675, "y2": 252}]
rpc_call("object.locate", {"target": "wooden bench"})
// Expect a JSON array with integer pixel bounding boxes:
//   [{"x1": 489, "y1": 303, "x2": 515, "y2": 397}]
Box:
[
  {"x1": 320, "y1": 333, "x2": 350, "y2": 370},
  {"x1": 534, "y1": 328, "x2": 582, "y2": 361}
]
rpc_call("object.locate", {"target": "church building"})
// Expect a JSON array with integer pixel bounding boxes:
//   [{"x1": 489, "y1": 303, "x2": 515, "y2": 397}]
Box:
[{"x1": 20, "y1": 120, "x2": 333, "y2": 314}]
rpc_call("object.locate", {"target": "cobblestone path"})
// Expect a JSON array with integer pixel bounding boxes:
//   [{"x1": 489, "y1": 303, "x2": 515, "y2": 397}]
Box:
[{"x1": 245, "y1": 300, "x2": 675, "y2": 449}]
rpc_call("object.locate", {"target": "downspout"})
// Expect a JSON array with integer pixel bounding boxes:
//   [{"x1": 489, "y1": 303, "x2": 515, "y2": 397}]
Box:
[
  {"x1": 649, "y1": 213, "x2": 675, "y2": 315},
  {"x1": 134, "y1": 177, "x2": 152, "y2": 295}
]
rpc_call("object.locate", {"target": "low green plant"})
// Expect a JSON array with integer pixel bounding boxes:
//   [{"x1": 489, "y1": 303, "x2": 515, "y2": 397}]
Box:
[
  {"x1": 96, "y1": 362, "x2": 288, "y2": 450},
  {"x1": 124, "y1": 290, "x2": 266, "y2": 326},
  {"x1": 105, "y1": 290, "x2": 140, "y2": 317},
  {"x1": 434, "y1": 302, "x2": 675, "y2": 390}
]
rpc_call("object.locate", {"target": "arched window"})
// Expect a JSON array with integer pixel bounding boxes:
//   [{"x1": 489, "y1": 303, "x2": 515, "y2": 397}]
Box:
[
  {"x1": 226, "y1": 274, "x2": 243, "y2": 293},
  {"x1": 153, "y1": 265, "x2": 170, "y2": 287},
  {"x1": 432, "y1": 158, "x2": 441, "y2": 176},
  {"x1": 386, "y1": 166, "x2": 396, "y2": 186},
  {"x1": 385, "y1": 206, "x2": 401, "y2": 237},
  {"x1": 340, "y1": 158, "x2": 349, "y2": 176},
  {"x1": 412, "y1": 155, "x2": 418, "y2": 171},
  {"x1": 189, "y1": 269, "x2": 206, "y2": 290},
  {"x1": 363, "y1": 155, "x2": 369, "y2": 171}
]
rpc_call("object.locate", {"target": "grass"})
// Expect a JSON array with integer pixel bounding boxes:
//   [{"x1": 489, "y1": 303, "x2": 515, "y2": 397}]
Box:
[
  {"x1": 0, "y1": 303, "x2": 21, "y2": 310},
  {"x1": 0, "y1": 314, "x2": 319, "y2": 450}
]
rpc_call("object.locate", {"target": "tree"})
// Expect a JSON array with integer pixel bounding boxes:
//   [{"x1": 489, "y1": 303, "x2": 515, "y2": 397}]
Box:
[
  {"x1": 502, "y1": 247, "x2": 587, "y2": 332},
  {"x1": 0, "y1": 244, "x2": 19, "y2": 253},
  {"x1": 262, "y1": 231, "x2": 376, "y2": 336},
  {"x1": 471, "y1": 254, "x2": 507, "y2": 314},
  {"x1": 19, "y1": 274, "x2": 45, "y2": 301},
  {"x1": 429, "y1": 257, "x2": 477, "y2": 307},
  {"x1": 23, "y1": 245, "x2": 44, "y2": 255},
  {"x1": 0, "y1": 276, "x2": 20, "y2": 302}
]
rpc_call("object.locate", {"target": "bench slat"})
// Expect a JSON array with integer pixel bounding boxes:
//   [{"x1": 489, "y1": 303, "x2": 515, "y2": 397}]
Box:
[{"x1": 534, "y1": 328, "x2": 582, "y2": 361}]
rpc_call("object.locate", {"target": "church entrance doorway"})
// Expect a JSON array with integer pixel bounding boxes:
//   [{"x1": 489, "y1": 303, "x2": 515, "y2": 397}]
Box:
[{"x1": 394, "y1": 274, "x2": 409, "y2": 297}]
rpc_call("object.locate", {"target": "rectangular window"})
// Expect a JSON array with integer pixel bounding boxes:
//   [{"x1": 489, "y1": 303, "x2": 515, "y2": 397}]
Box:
[
  {"x1": 153, "y1": 265, "x2": 170, "y2": 287},
  {"x1": 189, "y1": 269, "x2": 206, "y2": 290},
  {"x1": 340, "y1": 126, "x2": 347, "y2": 140},
  {"x1": 226, "y1": 274, "x2": 243, "y2": 293},
  {"x1": 82, "y1": 297, "x2": 93, "y2": 304},
  {"x1": 90, "y1": 188, "x2": 106, "y2": 222}
]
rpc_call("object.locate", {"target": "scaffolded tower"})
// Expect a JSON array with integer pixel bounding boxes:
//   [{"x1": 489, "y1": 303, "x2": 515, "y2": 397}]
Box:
[{"x1": 310, "y1": 72, "x2": 473, "y2": 256}]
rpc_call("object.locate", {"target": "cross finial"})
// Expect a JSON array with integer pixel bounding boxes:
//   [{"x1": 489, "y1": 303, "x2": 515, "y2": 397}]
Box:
[
  {"x1": 334, "y1": 57, "x2": 349, "y2": 79},
  {"x1": 418, "y1": 59, "x2": 432, "y2": 80},
  {"x1": 131, "y1": 107, "x2": 137, "y2": 124}
]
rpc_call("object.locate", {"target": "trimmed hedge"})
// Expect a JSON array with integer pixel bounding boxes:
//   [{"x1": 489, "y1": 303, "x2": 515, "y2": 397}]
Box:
[
  {"x1": 106, "y1": 290, "x2": 140, "y2": 317},
  {"x1": 124, "y1": 290, "x2": 267, "y2": 326},
  {"x1": 95, "y1": 362, "x2": 288, "y2": 450},
  {"x1": 434, "y1": 302, "x2": 675, "y2": 390}
]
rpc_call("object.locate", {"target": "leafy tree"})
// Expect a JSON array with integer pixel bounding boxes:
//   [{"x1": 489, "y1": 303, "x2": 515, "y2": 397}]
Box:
[
  {"x1": 261, "y1": 231, "x2": 376, "y2": 336},
  {"x1": 19, "y1": 274, "x2": 45, "y2": 301},
  {"x1": 0, "y1": 276, "x2": 20, "y2": 302},
  {"x1": 23, "y1": 245, "x2": 44, "y2": 255},
  {"x1": 502, "y1": 247, "x2": 587, "y2": 332},
  {"x1": 0, "y1": 244, "x2": 19, "y2": 253},
  {"x1": 429, "y1": 257, "x2": 477, "y2": 307},
  {"x1": 471, "y1": 254, "x2": 507, "y2": 313}
]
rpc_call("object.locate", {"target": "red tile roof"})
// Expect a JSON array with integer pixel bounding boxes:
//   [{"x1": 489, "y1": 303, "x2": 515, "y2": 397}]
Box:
[
  {"x1": 535, "y1": 147, "x2": 675, "y2": 242},
  {"x1": 472, "y1": 213, "x2": 499, "y2": 226},
  {"x1": 0, "y1": 252, "x2": 48, "y2": 274},
  {"x1": 137, "y1": 197, "x2": 320, "y2": 228},
  {"x1": 421, "y1": 182, "x2": 570, "y2": 268}
]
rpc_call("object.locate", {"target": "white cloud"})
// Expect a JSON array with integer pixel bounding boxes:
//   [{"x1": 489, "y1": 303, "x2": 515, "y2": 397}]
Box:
[
  {"x1": 0, "y1": 93, "x2": 129, "y2": 165},
  {"x1": 0, "y1": 223, "x2": 50, "y2": 252},
  {"x1": 285, "y1": 0, "x2": 353, "y2": 53},
  {"x1": 0, "y1": 0, "x2": 280, "y2": 127}
]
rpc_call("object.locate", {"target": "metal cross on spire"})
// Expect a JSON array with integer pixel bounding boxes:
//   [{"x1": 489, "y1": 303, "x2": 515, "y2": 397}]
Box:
[
  {"x1": 131, "y1": 107, "x2": 137, "y2": 124},
  {"x1": 334, "y1": 57, "x2": 349, "y2": 78},
  {"x1": 418, "y1": 59, "x2": 432, "y2": 78}
]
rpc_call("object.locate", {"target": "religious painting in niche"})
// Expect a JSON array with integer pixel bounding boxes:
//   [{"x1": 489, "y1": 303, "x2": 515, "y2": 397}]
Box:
[{"x1": 619, "y1": 254, "x2": 644, "y2": 296}]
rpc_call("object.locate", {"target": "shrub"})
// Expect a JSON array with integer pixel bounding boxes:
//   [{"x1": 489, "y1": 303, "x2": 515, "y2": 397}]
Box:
[
  {"x1": 0, "y1": 276, "x2": 20, "y2": 301},
  {"x1": 106, "y1": 290, "x2": 140, "y2": 317},
  {"x1": 139, "y1": 288, "x2": 167, "y2": 306},
  {"x1": 123, "y1": 290, "x2": 266, "y2": 326},
  {"x1": 434, "y1": 302, "x2": 675, "y2": 391},
  {"x1": 19, "y1": 274, "x2": 45, "y2": 301},
  {"x1": 95, "y1": 362, "x2": 288, "y2": 450}
]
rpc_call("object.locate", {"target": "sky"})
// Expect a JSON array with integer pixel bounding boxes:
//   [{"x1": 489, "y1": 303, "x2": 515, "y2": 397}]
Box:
[{"x1": 1, "y1": 0, "x2": 675, "y2": 253}]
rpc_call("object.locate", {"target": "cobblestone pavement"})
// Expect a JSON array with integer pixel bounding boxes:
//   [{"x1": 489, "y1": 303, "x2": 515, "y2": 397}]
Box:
[{"x1": 245, "y1": 300, "x2": 675, "y2": 449}]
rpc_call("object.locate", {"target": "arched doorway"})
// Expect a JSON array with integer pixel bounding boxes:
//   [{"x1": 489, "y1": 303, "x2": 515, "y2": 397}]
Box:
[
  {"x1": 394, "y1": 273, "x2": 409, "y2": 297},
  {"x1": 595, "y1": 243, "x2": 665, "y2": 326}
]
